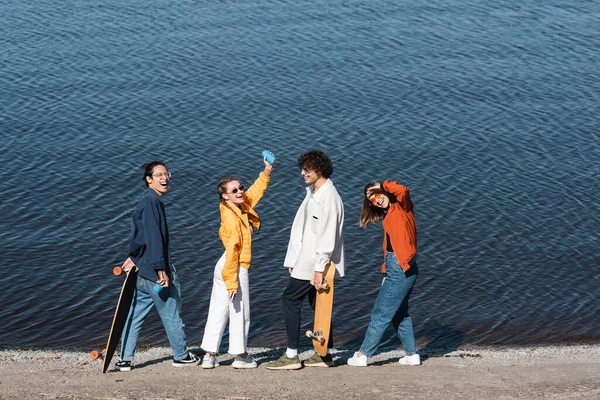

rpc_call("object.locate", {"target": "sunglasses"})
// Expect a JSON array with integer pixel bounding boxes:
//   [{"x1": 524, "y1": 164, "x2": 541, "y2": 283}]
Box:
[
  {"x1": 229, "y1": 185, "x2": 245, "y2": 194},
  {"x1": 370, "y1": 192, "x2": 383, "y2": 206}
]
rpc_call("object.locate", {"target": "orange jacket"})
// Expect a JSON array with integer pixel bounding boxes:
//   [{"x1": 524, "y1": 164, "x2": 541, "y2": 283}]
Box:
[
  {"x1": 219, "y1": 172, "x2": 270, "y2": 291},
  {"x1": 380, "y1": 180, "x2": 417, "y2": 273}
]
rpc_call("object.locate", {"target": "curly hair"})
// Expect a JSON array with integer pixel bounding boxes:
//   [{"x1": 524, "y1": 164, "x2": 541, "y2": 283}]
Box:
[{"x1": 297, "y1": 150, "x2": 333, "y2": 179}]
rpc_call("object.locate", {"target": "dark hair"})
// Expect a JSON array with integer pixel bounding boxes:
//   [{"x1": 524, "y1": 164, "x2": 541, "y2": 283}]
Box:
[
  {"x1": 217, "y1": 177, "x2": 240, "y2": 203},
  {"x1": 141, "y1": 161, "x2": 166, "y2": 187},
  {"x1": 297, "y1": 150, "x2": 333, "y2": 179},
  {"x1": 359, "y1": 182, "x2": 386, "y2": 228}
]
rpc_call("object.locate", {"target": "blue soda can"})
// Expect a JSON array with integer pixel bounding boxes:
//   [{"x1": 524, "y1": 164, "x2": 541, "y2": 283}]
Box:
[{"x1": 262, "y1": 150, "x2": 275, "y2": 164}]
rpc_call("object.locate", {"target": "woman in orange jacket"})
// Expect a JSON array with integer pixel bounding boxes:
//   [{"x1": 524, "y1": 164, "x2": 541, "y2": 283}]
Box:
[
  {"x1": 347, "y1": 180, "x2": 421, "y2": 367},
  {"x1": 200, "y1": 156, "x2": 273, "y2": 369}
]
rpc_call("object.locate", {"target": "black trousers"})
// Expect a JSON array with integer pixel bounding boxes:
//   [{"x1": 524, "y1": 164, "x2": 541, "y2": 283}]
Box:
[{"x1": 282, "y1": 277, "x2": 333, "y2": 350}]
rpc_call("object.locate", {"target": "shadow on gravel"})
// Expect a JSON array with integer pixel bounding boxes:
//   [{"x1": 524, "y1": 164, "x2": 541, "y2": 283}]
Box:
[
  {"x1": 418, "y1": 321, "x2": 465, "y2": 357},
  {"x1": 105, "y1": 356, "x2": 173, "y2": 372},
  {"x1": 326, "y1": 321, "x2": 465, "y2": 366}
]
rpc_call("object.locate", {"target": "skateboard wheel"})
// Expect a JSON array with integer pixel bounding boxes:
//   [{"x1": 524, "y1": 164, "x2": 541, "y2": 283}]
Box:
[
  {"x1": 305, "y1": 330, "x2": 313, "y2": 338},
  {"x1": 113, "y1": 266, "x2": 123, "y2": 276},
  {"x1": 90, "y1": 350, "x2": 101, "y2": 360}
]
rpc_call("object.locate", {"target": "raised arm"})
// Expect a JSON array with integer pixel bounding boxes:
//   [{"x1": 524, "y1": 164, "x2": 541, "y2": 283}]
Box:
[
  {"x1": 243, "y1": 158, "x2": 273, "y2": 208},
  {"x1": 382, "y1": 180, "x2": 413, "y2": 212}
]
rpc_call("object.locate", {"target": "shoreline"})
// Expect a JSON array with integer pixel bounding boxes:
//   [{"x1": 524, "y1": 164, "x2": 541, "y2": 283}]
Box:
[
  {"x1": 2, "y1": 339, "x2": 599, "y2": 356},
  {"x1": 1, "y1": 344, "x2": 599, "y2": 399},
  {"x1": 2, "y1": 342, "x2": 599, "y2": 362}
]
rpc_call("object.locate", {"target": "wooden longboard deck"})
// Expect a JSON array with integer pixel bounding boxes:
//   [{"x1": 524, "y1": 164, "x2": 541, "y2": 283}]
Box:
[
  {"x1": 102, "y1": 268, "x2": 138, "y2": 373},
  {"x1": 312, "y1": 262, "x2": 335, "y2": 356}
]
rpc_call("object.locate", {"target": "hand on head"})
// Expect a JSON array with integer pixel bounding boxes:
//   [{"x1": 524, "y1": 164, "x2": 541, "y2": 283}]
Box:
[{"x1": 366, "y1": 182, "x2": 382, "y2": 198}]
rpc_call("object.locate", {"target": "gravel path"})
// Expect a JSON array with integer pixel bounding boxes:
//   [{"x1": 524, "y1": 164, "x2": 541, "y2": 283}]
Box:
[{"x1": 1, "y1": 345, "x2": 599, "y2": 399}]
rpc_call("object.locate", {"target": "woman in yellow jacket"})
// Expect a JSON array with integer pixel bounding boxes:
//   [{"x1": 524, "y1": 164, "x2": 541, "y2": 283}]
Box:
[{"x1": 200, "y1": 156, "x2": 273, "y2": 369}]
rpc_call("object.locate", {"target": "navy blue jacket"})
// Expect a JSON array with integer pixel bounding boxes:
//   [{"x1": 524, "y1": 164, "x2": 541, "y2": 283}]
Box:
[{"x1": 127, "y1": 188, "x2": 170, "y2": 282}]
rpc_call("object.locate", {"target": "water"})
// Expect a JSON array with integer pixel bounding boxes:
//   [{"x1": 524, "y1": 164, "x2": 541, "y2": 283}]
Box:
[{"x1": 1, "y1": 0, "x2": 599, "y2": 352}]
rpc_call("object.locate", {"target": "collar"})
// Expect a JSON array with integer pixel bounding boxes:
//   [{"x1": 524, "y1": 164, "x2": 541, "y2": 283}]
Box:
[
  {"x1": 222, "y1": 200, "x2": 243, "y2": 216},
  {"x1": 220, "y1": 200, "x2": 261, "y2": 228},
  {"x1": 307, "y1": 178, "x2": 334, "y2": 204},
  {"x1": 145, "y1": 187, "x2": 164, "y2": 205}
]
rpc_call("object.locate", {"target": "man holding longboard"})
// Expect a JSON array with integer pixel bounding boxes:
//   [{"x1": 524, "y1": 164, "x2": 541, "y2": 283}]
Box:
[
  {"x1": 266, "y1": 150, "x2": 345, "y2": 370},
  {"x1": 110, "y1": 161, "x2": 199, "y2": 372}
]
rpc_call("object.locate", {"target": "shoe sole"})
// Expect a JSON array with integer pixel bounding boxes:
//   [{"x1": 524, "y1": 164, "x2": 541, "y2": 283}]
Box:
[
  {"x1": 304, "y1": 361, "x2": 333, "y2": 368},
  {"x1": 398, "y1": 363, "x2": 421, "y2": 366},
  {"x1": 172, "y1": 361, "x2": 201, "y2": 367},
  {"x1": 347, "y1": 361, "x2": 367, "y2": 367},
  {"x1": 232, "y1": 364, "x2": 258, "y2": 369},
  {"x1": 201, "y1": 364, "x2": 217, "y2": 369},
  {"x1": 265, "y1": 363, "x2": 302, "y2": 370},
  {"x1": 115, "y1": 367, "x2": 131, "y2": 371}
]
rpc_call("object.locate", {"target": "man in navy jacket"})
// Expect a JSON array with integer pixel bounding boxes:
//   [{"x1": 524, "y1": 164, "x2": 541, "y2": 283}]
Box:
[{"x1": 115, "y1": 161, "x2": 199, "y2": 371}]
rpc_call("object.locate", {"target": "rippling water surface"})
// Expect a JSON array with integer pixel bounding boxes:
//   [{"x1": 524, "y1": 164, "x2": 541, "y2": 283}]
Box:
[{"x1": 1, "y1": 0, "x2": 599, "y2": 351}]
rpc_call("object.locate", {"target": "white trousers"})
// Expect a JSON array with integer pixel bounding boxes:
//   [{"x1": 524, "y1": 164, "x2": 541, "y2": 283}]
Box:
[{"x1": 201, "y1": 252, "x2": 250, "y2": 355}]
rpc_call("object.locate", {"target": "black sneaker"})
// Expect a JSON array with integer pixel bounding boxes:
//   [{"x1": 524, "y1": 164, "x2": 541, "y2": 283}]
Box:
[
  {"x1": 115, "y1": 360, "x2": 132, "y2": 372},
  {"x1": 172, "y1": 352, "x2": 200, "y2": 367}
]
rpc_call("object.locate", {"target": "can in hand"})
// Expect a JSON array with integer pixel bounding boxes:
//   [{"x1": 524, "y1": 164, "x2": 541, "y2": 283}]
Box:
[{"x1": 262, "y1": 150, "x2": 276, "y2": 164}]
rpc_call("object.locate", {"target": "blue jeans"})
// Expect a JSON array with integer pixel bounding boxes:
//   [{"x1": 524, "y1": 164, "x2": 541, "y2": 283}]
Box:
[
  {"x1": 359, "y1": 253, "x2": 418, "y2": 357},
  {"x1": 120, "y1": 268, "x2": 188, "y2": 361}
]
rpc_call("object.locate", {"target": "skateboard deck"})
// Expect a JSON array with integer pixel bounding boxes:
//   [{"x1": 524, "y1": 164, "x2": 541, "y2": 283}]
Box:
[
  {"x1": 306, "y1": 261, "x2": 335, "y2": 356},
  {"x1": 101, "y1": 267, "x2": 138, "y2": 373}
]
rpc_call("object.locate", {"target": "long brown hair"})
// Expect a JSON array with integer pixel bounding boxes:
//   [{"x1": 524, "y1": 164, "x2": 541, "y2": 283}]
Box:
[
  {"x1": 217, "y1": 177, "x2": 248, "y2": 227},
  {"x1": 217, "y1": 177, "x2": 239, "y2": 203},
  {"x1": 359, "y1": 182, "x2": 386, "y2": 228}
]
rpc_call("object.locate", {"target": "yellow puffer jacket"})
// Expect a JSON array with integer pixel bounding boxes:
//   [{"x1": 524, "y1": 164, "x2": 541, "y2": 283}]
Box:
[{"x1": 220, "y1": 171, "x2": 270, "y2": 291}]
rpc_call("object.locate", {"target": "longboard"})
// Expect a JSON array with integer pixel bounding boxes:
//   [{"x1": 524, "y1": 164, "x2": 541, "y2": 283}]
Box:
[
  {"x1": 101, "y1": 267, "x2": 138, "y2": 373},
  {"x1": 305, "y1": 261, "x2": 335, "y2": 356}
]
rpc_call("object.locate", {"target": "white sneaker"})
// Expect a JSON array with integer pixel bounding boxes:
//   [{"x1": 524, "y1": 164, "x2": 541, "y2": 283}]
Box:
[
  {"x1": 347, "y1": 352, "x2": 368, "y2": 367},
  {"x1": 201, "y1": 354, "x2": 220, "y2": 369},
  {"x1": 232, "y1": 355, "x2": 258, "y2": 369},
  {"x1": 398, "y1": 354, "x2": 421, "y2": 366}
]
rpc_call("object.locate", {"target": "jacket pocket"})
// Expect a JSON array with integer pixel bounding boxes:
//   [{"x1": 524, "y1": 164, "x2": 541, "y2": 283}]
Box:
[{"x1": 310, "y1": 215, "x2": 319, "y2": 235}]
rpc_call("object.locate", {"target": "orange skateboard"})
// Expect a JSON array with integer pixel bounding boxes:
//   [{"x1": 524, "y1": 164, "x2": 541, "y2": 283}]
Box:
[
  {"x1": 305, "y1": 261, "x2": 335, "y2": 356},
  {"x1": 90, "y1": 266, "x2": 138, "y2": 373}
]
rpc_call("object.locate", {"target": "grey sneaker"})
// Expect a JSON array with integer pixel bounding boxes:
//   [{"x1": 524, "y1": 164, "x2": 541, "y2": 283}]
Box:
[
  {"x1": 232, "y1": 355, "x2": 258, "y2": 369},
  {"x1": 201, "y1": 354, "x2": 220, "y2": 369},
  {"x1": 264, "y1": 353, "x2": 302, "y2": 370},
  {"x1": 304, "y1": 352, "x2": 334, "y2": 367}
]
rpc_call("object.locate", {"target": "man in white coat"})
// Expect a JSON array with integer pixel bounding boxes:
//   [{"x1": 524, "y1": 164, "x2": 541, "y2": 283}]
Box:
[{"x1": 266, "y1": 150, "x2": 345, "y2": 370}]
